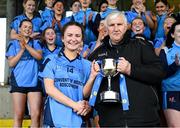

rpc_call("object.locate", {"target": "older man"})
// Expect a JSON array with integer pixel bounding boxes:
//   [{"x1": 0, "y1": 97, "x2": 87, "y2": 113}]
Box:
[{"x1": 88, "y1": 11, "x2": 166, "y2": 127}]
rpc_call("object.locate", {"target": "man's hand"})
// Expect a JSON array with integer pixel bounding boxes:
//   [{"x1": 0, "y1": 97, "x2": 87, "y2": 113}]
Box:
[{"x1": 117, "y1": 57, "x2": 131, "y2": 75}]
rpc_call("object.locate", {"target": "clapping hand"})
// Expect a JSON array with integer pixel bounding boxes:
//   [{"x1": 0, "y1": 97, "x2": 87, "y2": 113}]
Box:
[
  {"x1": 19, "y1": 36, "x2": 26, "y2": 50},
  {"x1": 175, "y1": 53, "x2": 180, "y2": 66}
]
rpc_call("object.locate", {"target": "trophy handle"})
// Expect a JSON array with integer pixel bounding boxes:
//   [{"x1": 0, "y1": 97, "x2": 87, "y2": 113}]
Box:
[
  {"x1": 95, "y1": 60, "x2": 105, "y2": 77},
  {"x1": 113, "y1": 59, "x2": 119, "y2": 77}
]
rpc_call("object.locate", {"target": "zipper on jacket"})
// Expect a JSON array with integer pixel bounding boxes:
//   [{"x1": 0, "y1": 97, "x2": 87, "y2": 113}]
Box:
[{"x1": 150, "y1": 86, "x2": 159, "y2": 103}]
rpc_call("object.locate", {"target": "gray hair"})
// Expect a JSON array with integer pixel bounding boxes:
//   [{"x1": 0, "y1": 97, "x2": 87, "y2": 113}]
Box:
[{"x1": 105, "y1": 11, "x2": 127, "y2": 27}]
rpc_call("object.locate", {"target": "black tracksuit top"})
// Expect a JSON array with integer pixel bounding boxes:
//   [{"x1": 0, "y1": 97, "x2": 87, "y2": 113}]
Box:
[{"x1": 88, "y1": 33, "x2": 166, "y2": 127}]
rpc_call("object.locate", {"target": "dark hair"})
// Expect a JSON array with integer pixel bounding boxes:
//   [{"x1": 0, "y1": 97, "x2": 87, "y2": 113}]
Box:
[
  {"x1": 155, "y1": 0, "x2": 168, "y2": 6},
  {"x1": 70, "y1": 0, "x2": 80, "y2": 7},
  {"x1": 53, "y1": 0, "x2": 64, "y2": 7},
  {"x1": 131, "y1": 17, "x2": 146, "y2": 26},
  {"x1": 61, "y1": 21, "x2": 84, "y2": 40},
  {"x1": 99, "y1": 0, "x2": 108, "y2": 12},
  {"x1": 41, "y1": 27, "x2": 56, "y2": 46},
  {"x1": 19, "y1": 19, "x2": 32, "y2": 28},
  {"x1": 169, "y1": 21, "x2": 180, "y2": 34},
  {"x1": 166, "y1": 21, "x2": 180, "y2": 47}
]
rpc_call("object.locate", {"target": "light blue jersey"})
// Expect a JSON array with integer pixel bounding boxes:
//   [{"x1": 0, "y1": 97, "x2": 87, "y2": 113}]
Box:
[
  {"x1": 155, "y1": 14, "x2": 167, "y2": 39},
  {"x1": 101, "y1": 7, "x2": 119, "y2": 19},
  {"x1": 10, "y1": 13, "x2": 42, "y2": 33},
  {"x1": 39, "y1": 52, "x2": 91, "y2": 127},
  {"x1": 6, "y1": 39, "x2": 42, "y2": 87},
  {"x1": 162, "y1": 42, "x2": 180, "y2": 91},
  {"x1": 40, "y1": 17, "x2": 71, "y2": 46},
  {"x1": 42, "y1": 45, "x2": 61, "y2": 59},
  {"x1": 80, "y1": 41, "x2": 97, "y2": 58},
  {"x1": 40, "y1": 7, "x2": 54, "y2": 22},
  {"x1": 153, "y1": 37, "x2": 166, "y2": 48},
  {"x1": 125, "y1": 9, "x2": 152, "y2": 39},
  {"x1": 73, "y1": 8, "x2": 97, "y2": 45}
]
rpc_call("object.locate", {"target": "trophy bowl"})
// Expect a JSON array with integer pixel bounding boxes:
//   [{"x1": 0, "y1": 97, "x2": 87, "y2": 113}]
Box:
[
  {"x1": 101, "y1": 58, "x2": 117, "y2": 77},
  {"x1": 100, "y1": 58, "x2": 120, "y2": 103}
]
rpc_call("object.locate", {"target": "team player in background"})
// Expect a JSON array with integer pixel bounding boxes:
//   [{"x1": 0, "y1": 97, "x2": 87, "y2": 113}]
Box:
[
  {"x1": 40, "y1": 0, "x2": 56, "y2": 22},
  {"x1": 66, "y1": 0, "x2": 81, "y2": 18},
  {"x1": 100, "y1": 0, "x2": 119, "y2": 19},
  {"x1": 40, "y1": 1, "x2": 71, "y2": 47},
  {"x1": 39, "y1": 27, "x2": 61, "y2": 95},
  {"x1": 39, "y1": 22, "x2": 99, "y2": 127},
  {"x1": 72, "y1": 0, "x2": 98, "y2": 45},
  {"x1": 40, "y1": 27, "x2": 61, "y2": 59},
  {"x1": 10, "y1": 0, "x2": 42, "y2": 40},
  {"x1": 80, "y1": 19, "x2": 107, "y2": 58},
  {"x1": 160, "y1": 22, "x2": 180, "y2": 127},
  {"x1": 6, "y1": 19, "x2": 43, "y2": 127},
  {"x1": 125, "y1": 0, "x2": 154, "y2": 39},
  {"x1": 154, "y1": 16, "x2": 176, "y2": 56}
]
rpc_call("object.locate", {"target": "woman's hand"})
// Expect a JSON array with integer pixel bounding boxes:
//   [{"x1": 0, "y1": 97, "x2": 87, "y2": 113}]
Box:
[
  {"x1": 90, "y1": 60, "x2": 100, "y2": 79},
  {"x1": 73, "y1": 100, "x2": 86, "y2": 115},
  {"x1": 175, "y1": 53, "x2": 180, "y2": 66},
  {"x1": 78, "y1": 101, "x2": 91, "y2": 116}
]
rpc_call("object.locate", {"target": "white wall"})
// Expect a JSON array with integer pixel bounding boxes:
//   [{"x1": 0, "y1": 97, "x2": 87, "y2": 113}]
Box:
[{"x1": 0, "y1": 18, "x2": 7, "y2": 85}]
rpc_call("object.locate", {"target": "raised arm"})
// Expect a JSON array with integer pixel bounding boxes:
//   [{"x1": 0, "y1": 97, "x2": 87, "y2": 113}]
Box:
[{"x1": 83, "y1": 60, "x2": 99, "y2": 98}]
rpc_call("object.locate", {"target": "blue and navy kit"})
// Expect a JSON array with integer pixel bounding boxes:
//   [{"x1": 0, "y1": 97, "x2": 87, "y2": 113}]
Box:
[
  {"x1": 162, "y1": 42, "x2": 180, "y2": 91},
  {"x1": 39, "y1": 52, "x2": 91, "y2": 127},
  {"x1": 73, "y1": 8, "x2": 97, "y2": 45},
  {"x1": 40, "y1": 7, "x2": 54, "y2": 22},
  {"x1": 10, "y1": 13, "x2": 43, "y2": 33},
  {"x1": 153, "y1": 36, "x2": 166, "y2": 48},
  {"x1": 101, "y1": 7, "x2": 119, "y2": 19},
  {"x1": 80, "y1": 41, "x2": 97, "y2": 58},
  {"x1": 155, "y1": 14, "x2": 167, "y2": 39},
  {"x1": 40, "y1": 17, "x2": 71, "y2": 46},
  {"x1": 42, "y1": 45, "x2": 61, "y2": 59},
  {"x1": 125, "y1": 9, "x2": 152, "y2": 39},
  {"x1": 39, "y1": 45, "x2": 61, "y2": 95},
  {"x1": 6, "y1": 39, "x2": 42, "y2": 87}
]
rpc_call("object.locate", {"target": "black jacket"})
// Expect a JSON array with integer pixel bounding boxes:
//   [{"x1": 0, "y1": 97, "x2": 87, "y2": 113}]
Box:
[{"x1": 88, "y1": 33, "x2": 166, "y2": 127}]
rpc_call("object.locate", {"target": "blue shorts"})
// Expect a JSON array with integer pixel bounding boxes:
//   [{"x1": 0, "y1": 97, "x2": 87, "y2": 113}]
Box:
[
  {"x1": 162, "y1": 91, "x2": 180, "y2": 111},
  {"x1": 10, "y1": 81, "x2": 43, "y2": 94}
]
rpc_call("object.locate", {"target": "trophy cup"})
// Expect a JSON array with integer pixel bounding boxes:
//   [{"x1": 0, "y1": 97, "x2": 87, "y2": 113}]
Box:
[{"x1": 100, "y1": 58, "x2": 120, "y2": 102}]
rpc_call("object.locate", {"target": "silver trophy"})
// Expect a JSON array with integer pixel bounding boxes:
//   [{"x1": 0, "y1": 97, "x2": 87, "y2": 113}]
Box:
[{"x1": 100, "y1": 58, "x2": 120, "y2": 102}]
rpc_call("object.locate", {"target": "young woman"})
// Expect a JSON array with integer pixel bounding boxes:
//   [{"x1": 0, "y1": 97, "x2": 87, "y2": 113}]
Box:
[
  {"x1": 125, "y1": 0, "x2": 154, "y2": 39},
  {"x1": 40, "y1": 0, "x2": 56, "y2": 22},
  {"x1": 39, "y1": 22, "x2": 99, "y2": 127},
  {"x1": 154, "y1": 0, "x2": 169, "y2": 39},
  {"x1": 39, "y1": 27, "x2": 61, "y2": 95},
  {"x1": 160, "y1": 22, "x2": 180, "y2": 127},
  {"x1": 154, "y1": 16, "x2": 176, "y2": 56},
  {"x1": 40, "y1": 1, "x2": 71, "y2": 46},
  {"x1": 72, "y1": 0, "x2": 98, "y2": 45},
  {"x1": 66, "y1": 0, "x2": 81, "y2": 17},
  {"x1": 10, "y1": 0, "x2": 42, "y2": 40},
  {"x1": 80, "y1": 19, "x2": 107, "y2": 58},
  {"x1": 41, "y1": 27, "x2": 61, "y2": 59},
  {"x1": 99, "y1": 1, "x2": 108, "y2": 13},
  {"x1": 6, "y1": 19, "x2": 43, "y2": 127}
]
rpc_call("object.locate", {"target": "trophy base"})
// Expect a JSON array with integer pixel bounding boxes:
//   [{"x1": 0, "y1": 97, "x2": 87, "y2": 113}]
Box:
[{"x1": 100, "y1": 91, "x2": 120, "y2": 103}]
